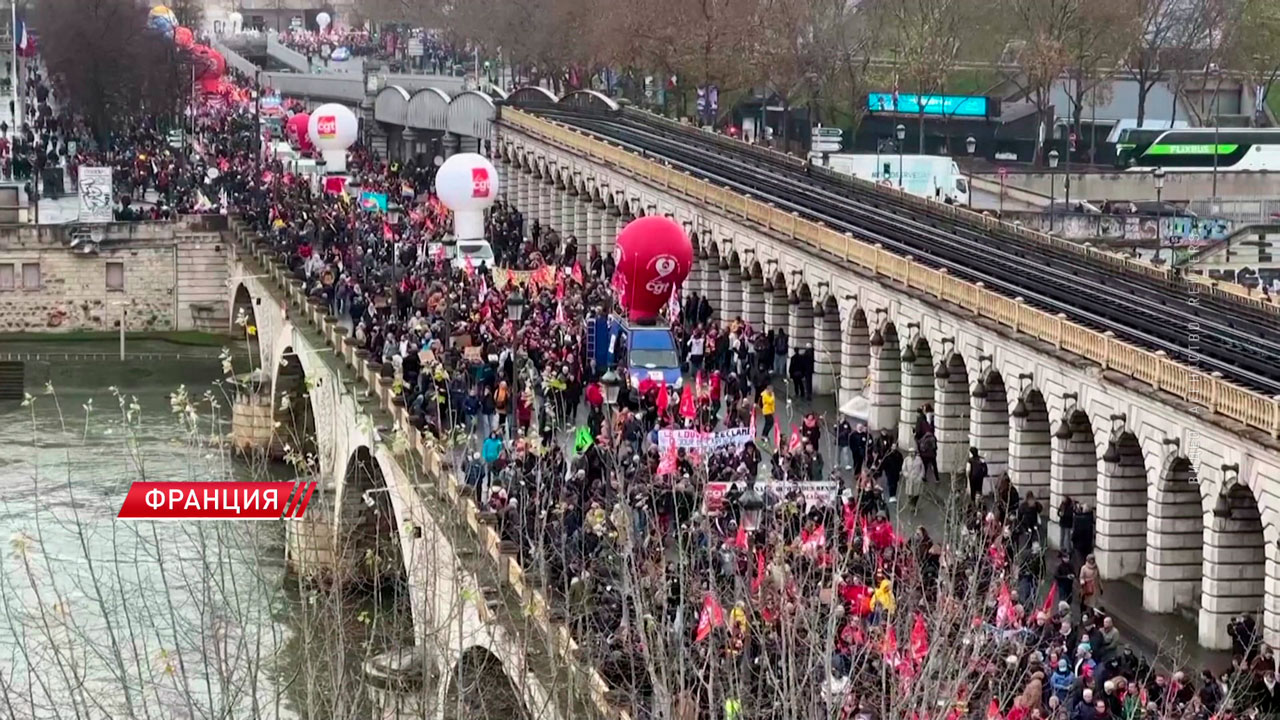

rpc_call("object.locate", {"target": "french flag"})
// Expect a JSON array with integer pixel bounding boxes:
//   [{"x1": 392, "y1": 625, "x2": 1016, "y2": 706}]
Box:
[{"x1": 15, "y1": 19, "x2": 34, "y2": 58}]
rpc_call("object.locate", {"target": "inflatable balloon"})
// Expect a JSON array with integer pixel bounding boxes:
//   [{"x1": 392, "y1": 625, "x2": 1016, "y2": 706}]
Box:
[
  {"x1": 148, "y1": 14, "x2": 176, "y2": 38},
  {"x1": 307, "y1": 104, "x2": 358, "y2": 172},
  {"x1": 149, "y1": 5, "x2": 176, "y2": 21},
  {"x1": 612, "y1": 216, "x2": 693, "y2": 322},
  {"x1": 188, "y1": 45, "x2": 225, "y2": 81},
  {"x1": 287, "y1": 113, "x2": 313, "y2": 151},
  {"x1": 436, "y1": 153, "x2": 499, "y2": 240},
  {"x1": 315, "y1": 11, "x2": 331, "y2": 30},
  {"x1": 174, "y1": 26, "x2": 194, "y2": 48}
]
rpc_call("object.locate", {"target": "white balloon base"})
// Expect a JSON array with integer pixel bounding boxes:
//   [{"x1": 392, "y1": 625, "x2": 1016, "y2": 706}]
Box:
[
  {"x1": 452, "y1": 212, "x2": 484, "y2": 242},
  {"x1": 319, "y1": 150, "x2": 348, "y2": 174}
]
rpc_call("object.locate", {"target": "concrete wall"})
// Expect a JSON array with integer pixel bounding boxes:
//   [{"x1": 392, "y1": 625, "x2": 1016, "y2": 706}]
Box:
[
  {"x1": 0, "y1": 219, "x2": 230, "y2": 333},
  {"x1": 988, "y1": 170, "x2": 1280, "y2": 203},
  {"x1": 1001, "y1": 211, "x2": 1233, "y2": 246}
]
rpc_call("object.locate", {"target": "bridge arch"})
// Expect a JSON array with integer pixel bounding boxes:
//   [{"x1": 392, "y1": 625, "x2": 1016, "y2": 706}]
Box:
[
  {"x1": 447, "y1": 90, "x2": 498, "y2": 141},
  {"x1": 721, "y1": 251, "x2": 744, "y2": 321},
  {"x1": 744, "y1": 261, "x2": 766, "y2": 328},
  {"x1": 506, "y1": 86, "x2": 559, "y2": 108},
  {"x1": 1096, "y1": 428, "x2": 1149, "y2": 577},
  {"x1": 788, "y1": 282, "x2": 815, "y2": 366},
  {"x1": 443, "y1": 646, "x2": 531, "y2": 720},
  {"x1": 407, "y1": 87, "x2": 452, "y2": 131},
  {"x1": 230, "y1": 283, "x2": 264, "y2": 371},
  {"x1": 335, "y1": 445, "x2": 406, "y2": 587},
  {"x1": 1200, "y1": 477, "x2": 1267, "y2": 649},
  {"x1": 274, "y1": 345, "x2": 321, "y2": 472},
  {"x1": 934, "y1": 350, "x2": 971, "y2": 474},
  {"x1": 1009, "y1": 384, "x2": 1051, "y2": 500},
  {"x1": 1145, "y1": 450, "x2": 1203, "y2": 615},
  {"x1": 970, "y1": 365, "x2": 1010, "y2": 482},
  {"x1": 1049, "y1": 405, "x2": 1099, "y2": 547},
  {"x1": 559, "y1": 89, "x2": 620, "y2": 113},
  {"x1": 898, "y1": 331, "x2": 934, "y2": 448},
  {"x1": 374, "y1": 85, "x2": 411, "y2": 126}
]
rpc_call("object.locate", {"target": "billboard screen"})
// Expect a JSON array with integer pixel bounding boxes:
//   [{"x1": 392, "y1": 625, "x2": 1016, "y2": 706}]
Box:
[{"x1": 867, "y1": 93, "x2": 991, "y2": 117}]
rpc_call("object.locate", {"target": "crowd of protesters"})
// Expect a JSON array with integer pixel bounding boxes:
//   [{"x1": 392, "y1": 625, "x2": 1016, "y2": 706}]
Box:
[
  {"x1": 277, "y1": 27, "x2": 475, "y2": 76},
  {"x1": 96, "y1": 66, "x2": 1272, "y2": 719}
]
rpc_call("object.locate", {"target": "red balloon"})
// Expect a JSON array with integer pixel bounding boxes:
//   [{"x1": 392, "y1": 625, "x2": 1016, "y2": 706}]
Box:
[
  {"x1": 174, "y1": 26, "x2": 194, "y2": 48},
  {"x1": 612, "y1": 216, "x2": 693, "y2": 322},
  {"x1": 188, "y1": 44, "x2": 225, "y2": 81},
  {"x1": 286, "y1": 113, "x2": 312, "y2": 151}
]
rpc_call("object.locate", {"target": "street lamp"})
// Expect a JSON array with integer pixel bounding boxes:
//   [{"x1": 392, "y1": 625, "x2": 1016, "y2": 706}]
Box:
[
  {"x1": 740, "y1": 477, "x2": 765, "y2": 532},
  {"x1": 506, "y1": 289, "x2": 526, "y2": 435},
  {"x1": 1048, "y1": 150, "x2": 1060, "y2": 233},
  {"x1": 965, "y1": 135, "x2": 976, "y2": 209},
  {"x1": 895, "y1": 124, "x2": 906, "y2": 191},
  {"x1": 1153, "y1": 167, "x2": 1167, "y2": 262},
  {"x1": 601, "y1": 368, "x2": 622, "y2": 409}
]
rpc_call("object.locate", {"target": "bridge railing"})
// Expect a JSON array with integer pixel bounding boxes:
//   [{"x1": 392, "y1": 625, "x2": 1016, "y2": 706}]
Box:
[{"x1": 501, "y1": 108, "x2": 1280, "y2": 438}]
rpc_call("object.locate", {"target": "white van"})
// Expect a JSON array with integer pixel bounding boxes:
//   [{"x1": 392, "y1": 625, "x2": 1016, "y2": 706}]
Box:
[{"x1": 813, "y1": 153, "x2": 969, "y2": 205}]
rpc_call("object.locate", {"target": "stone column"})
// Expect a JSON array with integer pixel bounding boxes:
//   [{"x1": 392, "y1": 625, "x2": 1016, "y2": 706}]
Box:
[
  {"x1": 602, "y1": 207, "x2": 621, "y2": 262},
  {"x1": 897, "y1": 340, "x2": 932, "y2": 450},
  {"x1": 498, "y1": 156, "x2": 512, "y2": 206},
  {"x1": 787, "y1": 292, "x2": 814, "y2": 363},
  {"x1": 1199, "y1": 489, "x2": 1266, "y2": 650},
  {"x1": 720, "y1": 263, "x2": 743, "y2": 321},
  {"x1": 558, "y1": 182, "x2": 574, "y2": 235},
  {"x1": 934, "y1": 353, "x2": 970, "y2": 476},
  {"x1": 575, "y1": 196, "x2": 591, "y2": 265},
  {"x1": 813, "y1": 309, "x2": 840, "y2": 397},
  {"x1": 866, "y1": 327, "x2": 901, "y2": 433},
  {"x1": 692, "y1": 252, "x2": 710, "y2": 304},
  {"x1": 1096, "y1": 436, "x2": 1149, "y2": 579},
  {"x1": 1048, "y1": 406, "x2": 1098, "y2": 548},
  {"x1": 401, "y1": 129, "x2": 418, "y2": 163},
  {"x1": 441, "y1": 132, "x2": 460, "y2": 159},
  {"x1": 587, "y1": 201, "x2": 604, "y2": 259},
  {"x1": 702, "y1": 253, "x2": 723, "y2": 322},
  {"x1": 969, "y1": 367, "x2": 1010, "y2": 485},
  {"x1": 744, "y1": 276, "x2": 766, "y2": 330},
  {"x1": 1008, "y1": 390, "x2": 1051, "y2": 498},
  {"x1": 1143, "y1": 450, "x2": 1204, "y2": 613},
  {"x1": 840, "y1": 317, "x2": 870, "y2": 400},
  {"x1": 540, "y1": 173, "x2": 555, "y2": 231},
  {"x1": 516, "y1": 165, "x2": 529, "y2": 219},
  {"x1": 765, "y1": 285, "x2": 787, "y2": 337}
]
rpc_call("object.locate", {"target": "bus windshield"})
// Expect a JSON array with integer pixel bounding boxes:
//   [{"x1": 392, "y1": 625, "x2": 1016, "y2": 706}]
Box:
[{"x1": 1114, "y1": 129, "x2": 1167, "y2": 168}]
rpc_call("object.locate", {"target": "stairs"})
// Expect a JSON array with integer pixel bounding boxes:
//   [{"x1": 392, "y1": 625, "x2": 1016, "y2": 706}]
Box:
[{"x1": 0, "y1": 361, "x2": 23, "y2": 400}]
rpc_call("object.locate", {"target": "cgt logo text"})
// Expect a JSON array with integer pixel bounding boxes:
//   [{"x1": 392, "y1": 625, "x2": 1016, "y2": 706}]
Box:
[
  {"x1": 316, "y1": 116, "x2": 337, "y2": 138},
  {"x1": 471, "y1": 167, "x2": 491, "y2": 198}
]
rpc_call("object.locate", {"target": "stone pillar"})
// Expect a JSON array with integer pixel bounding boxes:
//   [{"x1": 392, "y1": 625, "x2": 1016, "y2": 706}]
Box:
[
  {"x1": 788, "y1": 293, "x2": 815, "y2": 367},
  {"x1": 969, "y1": 368, "x2": 1010, "y2": 486},
  {"x1": 441, "y1": 132, "x2": 460, "y2": 159},
  {"x1": 401, "y1": 129, "x2": 419, "y2": 163},
  {"x1": 840, "y1": 316, "x2": 870, "y2": 400},
  {"x1": 230, "y1": 380, "x2": 279, "y2": 455},
  {"x1": 602, "y1": 207, "x2": 621, "y2": 262},
  {"x1": 541, "y1": 174, "x2": 556, "y2": 232},
  {"x1": 498, "y1": 156, "x2": 512, "y2": 206},
  {"x1": 897, "y1": 341, "x2": 933, "y2": 450},
  {"x1": 286, "y1": 490, "x2": 339, "y2": 583},
  {"x1": 1095, "y1": 435, "x2": 1148, "y2": 579},
  {"x1": 516, "y1": 165, "x2": 529, "y2": 219},
  {"x1": 692, "y1": 253, "x2": 710, "y2": 304},
  {"x1": 721, "y1": 263, "x2": 743, "y2": 322},
  {"x1": 587, "y1": 201, "x2": 604, "y2": 258},
  {"x1": 1199, "y1": 490, "x2": 1265, "y2": 650},
  {"x1": 1144, "y1": 452, "x2": 1204, "y2": 613},
  {"x1": 866, "y1": 326, "x2": 900, "y2": 433},
  {"x1": 765, "y1": 285, "x2": 788, "y2": 337},
  {"x1": 1048, "y1": 407, "x2": 1098, "y2": 548},
  {"x1": 702, "y1": 254, "x2": 723, "y2": 322},
  {"x1": 813, "y1": 309, "x2": 840, "y2": 397},
  {"x1": 744, "y1": 276, "x2": 766, "y2": 330},
  {"x1": 363, "y1": 647, "x2": 441, "y2": 720},
  {"x1": 934, "y1": 353, "x2": 970, "y2": 477},
  {"x1": 1008, "y1": 390, "x2": 1051, "y2": 498},
  {"x1": 575, "y1": 196, "x2": 590, "y2": 264}
]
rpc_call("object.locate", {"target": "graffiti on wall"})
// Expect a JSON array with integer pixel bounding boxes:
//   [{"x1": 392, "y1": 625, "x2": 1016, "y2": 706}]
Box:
[
  {"x1": 1205, "y1": 266, "x2": 1280, "y2": 293},
  {"x1": 1010, "y1": 213, "x2": 1233, "y2": 245}
]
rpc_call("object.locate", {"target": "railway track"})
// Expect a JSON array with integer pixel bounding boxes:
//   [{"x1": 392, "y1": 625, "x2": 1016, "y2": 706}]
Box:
[{"x1": 525, "y1": 106, "x2": 1280, "y2": 396}]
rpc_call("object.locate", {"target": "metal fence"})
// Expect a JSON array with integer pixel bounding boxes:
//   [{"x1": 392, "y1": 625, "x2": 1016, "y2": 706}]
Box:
[{"x1": 1189, "y1": 198, "x2": 1280, "y2": 225}]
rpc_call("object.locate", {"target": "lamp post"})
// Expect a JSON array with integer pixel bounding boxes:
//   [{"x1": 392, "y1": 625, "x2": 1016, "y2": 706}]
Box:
[
  {"x1": 1048, "y1": 150, "x2": 1060, "y2": 232},
  {"x1": 895, "y1": 124, "x2": 906, "y2": 191},
  {"x1": 601, "y1": 368, "x2": 621, "y2": 422},
  {"x1": 1153, "y1": 167, "x2": 1167, "y2": 262},
  {"x1": 506, "y1": 288, "x2": 525, "y2": 436},
  {"x1": 740, "y1": 477, "x2": 764, "y2": 532},
  {"x1": 965, "y1": 135, "x2": 976, "y2": 209}
]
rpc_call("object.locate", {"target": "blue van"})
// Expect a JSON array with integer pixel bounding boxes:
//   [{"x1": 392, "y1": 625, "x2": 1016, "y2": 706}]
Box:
[{"x1": 587, "y1": 315, "x2": 683, "y2": 393}]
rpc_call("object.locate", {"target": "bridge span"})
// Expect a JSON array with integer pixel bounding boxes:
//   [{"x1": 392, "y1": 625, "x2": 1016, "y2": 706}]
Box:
[{"x1": 225, "y1": 223, "x2": 621, "y2": 720}]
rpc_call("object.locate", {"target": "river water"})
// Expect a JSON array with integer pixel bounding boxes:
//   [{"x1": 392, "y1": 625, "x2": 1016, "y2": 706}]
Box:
[{"x1": 0, "y1": 339, "x2": 413, "y2": 720}]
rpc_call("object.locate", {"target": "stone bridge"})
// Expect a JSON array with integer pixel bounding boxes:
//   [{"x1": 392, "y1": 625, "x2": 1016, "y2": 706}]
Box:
[
  {"x1": 224, "y1": 220, "x2": 621, "y2": 720},
  {"x1": 496, "y1": 106, "x2": 1280, "y2": 651}
]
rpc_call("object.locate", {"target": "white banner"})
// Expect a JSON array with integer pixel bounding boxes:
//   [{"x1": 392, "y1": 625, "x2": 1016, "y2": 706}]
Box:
[
  {"x1": 77, "y1": 166, "x2": 113, "y2": 224},
  {"x1": 657, "y1": 426, "x2": 754, "y2": 452},
  {"x1": 703, "y1": 480, "x2": 840, "y2": 514}
]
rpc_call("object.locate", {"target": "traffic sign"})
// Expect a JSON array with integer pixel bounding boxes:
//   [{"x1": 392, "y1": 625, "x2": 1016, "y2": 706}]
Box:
[
  {"x1": 812, "y1": 140, "x2": 843, "y2": 153},
  {"x1": 167, "y1": 129, "x2": 184, "y2": 149},
  {"x1": 998, "y1": 166, "x2": 1008, "y2": 177},
  {"x1": 812, "y1": 126, "x2": 843, "y2": 139}
]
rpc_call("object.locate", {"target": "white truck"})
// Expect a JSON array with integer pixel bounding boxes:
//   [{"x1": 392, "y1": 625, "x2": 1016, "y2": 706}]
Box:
[{"x1": 812, "y1": 153, "x2": 969, "y2": 205}]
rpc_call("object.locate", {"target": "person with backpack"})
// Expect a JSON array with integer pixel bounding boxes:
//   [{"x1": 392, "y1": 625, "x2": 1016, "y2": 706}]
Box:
[{"x1": 966, "y1": 447, "x2": 988, "y2": 505}]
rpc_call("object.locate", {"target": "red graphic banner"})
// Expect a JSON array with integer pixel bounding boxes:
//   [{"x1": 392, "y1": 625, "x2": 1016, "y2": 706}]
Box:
[{"x1": 117, "y1": 481, "x2": 317, "y2": 520}]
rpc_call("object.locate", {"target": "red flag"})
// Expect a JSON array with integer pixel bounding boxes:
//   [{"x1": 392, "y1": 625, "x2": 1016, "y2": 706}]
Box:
[
  {"x1": 555, "y1": 275, "x2": 566, "y2": 300},
  {"x1": 909, "y1": 612, "x2": 929, "y2": 662},
  {"x1": 772, "y1": 416, "x2": 782, "y2": 448},
  {"x1": 843, "y1": 502, "x2": 856, "y2": 542},
  {"x1": 463, "y1": 254, "x2": 476, "y2": 277},
  {"x1": 571, "y1": 260, "x2": 585, "y2": 286},
  {"x1": 732, "y1": 524, "x2": 748, "y2": 549},
  {"x1": 801, "y1": 525, "x2": 826, "y2": 552},
  {"x1": 996, "y1": 582, "x2": 1014, "y2": 628},
  {"x1": 695, "y1": 593, "x2": 725, "y2": 643},
  {"x1": 657, "y1": 381, "x2": 670, "y2": 414},
  {"x1": 751, "y1": 549, "x2": 766, "y2": 593},
  {"x1": 880, "y1": 625, "x2": 899, "y2": 661},
  {"x1": 987, "y1": 698, "x2": 1002, "y2": 720},
  {"x1": 788, "y1": 425, "x2": 803, "y2": 454},
  {"x1": 679, "y1": 383, "x2": 697, "y2": 419},
  {"x1": 1041, "y1": 583, "x2": 1058, "y2": 615},
  {"x1": 748, "y1": 408, "x2": 757, "y2": 438},
  {"x1": 861, "y1": 514, "x2": 871, "y2": 555},
  {"x1": 382, "y1": 222, "x2": 394, "y2": 240},
  {"x1": 695, "y1": 371, "x2": 705, "y2": 398}
]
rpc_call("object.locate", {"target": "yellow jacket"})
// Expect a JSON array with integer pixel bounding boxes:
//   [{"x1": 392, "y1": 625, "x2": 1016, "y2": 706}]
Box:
[
  {"x1": 873, "y1": 579, "x2": 896, "y2": 614},
  {"x1": 761, "y1": 389, "x2": 775, "y2": 416}
]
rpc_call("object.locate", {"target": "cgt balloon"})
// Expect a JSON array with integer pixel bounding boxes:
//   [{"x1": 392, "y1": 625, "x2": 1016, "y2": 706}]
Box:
[
  {"x1": 612, "y1": 216, "x2": 692, "y2": 323},
  {"x1": 174, "y1": 26, "x2": 194, "y2": 48}
]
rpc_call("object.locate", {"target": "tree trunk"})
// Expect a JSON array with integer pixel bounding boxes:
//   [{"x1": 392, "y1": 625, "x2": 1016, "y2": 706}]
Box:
[{"x1": 1136, "y1": 82, "x2": 1149, "y2": 128}]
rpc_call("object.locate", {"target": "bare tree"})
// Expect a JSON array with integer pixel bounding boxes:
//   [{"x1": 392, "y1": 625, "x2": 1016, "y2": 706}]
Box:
[
  {"x1": 1226, "y1": 0, "x2": 1280, "y2": 126},
  {"x1": 996, "y1": 0, "x2": 1079, "y2": 164},
  {"x1": 1120, "y1": 0, "x2": 1183, "y2": 128}
]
